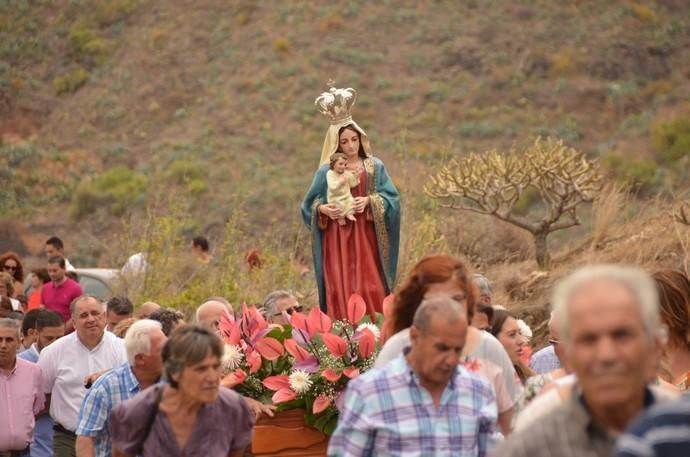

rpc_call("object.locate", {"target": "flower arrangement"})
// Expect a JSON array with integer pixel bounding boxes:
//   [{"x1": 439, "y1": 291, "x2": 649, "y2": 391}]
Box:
[{"x1": 219, "y1": 294, "x2": 386, "y2": 435}]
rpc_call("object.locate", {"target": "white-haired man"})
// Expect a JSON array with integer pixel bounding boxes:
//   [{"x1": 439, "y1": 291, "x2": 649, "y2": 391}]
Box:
[
  {"x1": 75, "y1": 319, "x2": 166, "y2": 457},
  {"x1": 496, "y1": 265, "x2": 667, "y2": 457},
  {"x1": 38, "y1": 296, "x2": 126, "y2": 457}
]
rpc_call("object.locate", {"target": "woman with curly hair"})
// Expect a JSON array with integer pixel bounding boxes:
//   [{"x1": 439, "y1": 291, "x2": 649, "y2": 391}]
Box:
[
  {"x1": 0, "y1": 251, "x2": 24, "y2": 298},
  {"x1": 375, "y1": 253, "x2": 522, "y2": 434}
]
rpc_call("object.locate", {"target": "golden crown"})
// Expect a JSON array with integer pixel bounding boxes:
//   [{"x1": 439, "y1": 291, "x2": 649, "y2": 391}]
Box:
[{"x1": 315, "y1": 83, "x2": 357, "y2": 124}]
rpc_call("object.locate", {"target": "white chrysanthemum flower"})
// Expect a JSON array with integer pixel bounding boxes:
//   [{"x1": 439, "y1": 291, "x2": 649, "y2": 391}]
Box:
[
  {"x1": 289, "y1": 370, "x2": 313, "y2": 394},
  {"x1": 356, "y1": 323, "x2": 381, "y2": 341},
  {"x1": 221, "y1": 344, "x2": 243, "y2": 371},
  {"x1": 517, "y1": 319, "x2": 532, "y2": 342}
]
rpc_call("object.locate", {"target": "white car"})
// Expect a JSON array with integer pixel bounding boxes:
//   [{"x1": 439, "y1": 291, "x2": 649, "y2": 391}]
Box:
[{"x1": 24, "y1": 268, "x2": 120, "y2": 302}]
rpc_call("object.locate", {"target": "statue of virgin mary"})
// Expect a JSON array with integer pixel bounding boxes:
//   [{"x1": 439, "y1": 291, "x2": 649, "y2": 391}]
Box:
[{"x1": 301, "y1": 85, "x2": 401, "y2": 320}]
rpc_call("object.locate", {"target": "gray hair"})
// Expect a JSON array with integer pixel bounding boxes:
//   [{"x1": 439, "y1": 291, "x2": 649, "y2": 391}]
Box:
[
  {"x1": 162, "y1": 325, "x2": 223, "y2": 389},
  {"x1": 473, "y1": 274, "x2": 492, "y2": 297},
  {"x1": 0, "y1": 317, "x2": 20, "y2": 340},
  {"x1": 262, "y1": 290, "x2": 295, "y2": 316},
  {"x1": 70, "y1": 295, "x2": 103, "y2": 318},
  {"x1": 413, "y1": 295, "x2": 467, "y2": 334},
  {"x1": 124, "y1": 319, "x2": 163, "y2": 366},
  {"x1": 552, "y1": 265, "x2": 660, "y2": 342}
]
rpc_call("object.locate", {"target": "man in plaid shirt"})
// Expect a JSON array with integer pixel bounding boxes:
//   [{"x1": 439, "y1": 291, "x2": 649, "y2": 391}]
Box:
[
  {"x1": 328, "y1": 295, "x2": 498, "y2": 457},
  {"x1": 75, "y1": 320, "x2": 166, "y2": 457}
]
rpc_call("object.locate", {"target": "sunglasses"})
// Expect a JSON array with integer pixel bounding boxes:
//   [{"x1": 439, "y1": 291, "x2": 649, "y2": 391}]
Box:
[
  {"x1": 548, "y1": 339, "x2": 560, "y2": 346},
  {"x1": 274, "y1": 305, "x2": 303, "y2": 317},
  {"x1": 3, "y1": 265, "x2": 17, "y2": 271}
]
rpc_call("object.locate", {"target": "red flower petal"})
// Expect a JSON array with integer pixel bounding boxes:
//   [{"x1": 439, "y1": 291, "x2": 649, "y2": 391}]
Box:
[
  {"x1": 262, "y1": 375, "x2": 291, "y2": 391},
  {"x1": 313, "y1": 395, "x2": 331, "y2": 414},
  {"x1": 221, "y1": 369, "x2": 247, "y2": 388},
  {"x1": 272, "y1": 387, "x2": 297, "y2": 403},
  {"x1": 290, "y1": 312, "x2": 310, "y2": 335},
  {"x1": 284, "y1": 338, "x2": 311, "y2": 362},
  {"x1": 307, "y1": 307, "x2": 332, "y2": 335},
  {"x1": 247, "y1": 349, "x2": 262, "y2": 374},
  {"x1": 320, "y1": 333, "x2": 348, "y2": 357},
  {"x1": 255, "y1": 337, "x2": 285, "y2": 361},
  {"x1": 346, "y1": 294, "x2": 366, "y2": 324},
  {"x1": 321, "y1": 369, "x2": 342, "y2": 382},
  {"x1": 358, "y1": 328, "x2": 376, "y2": 358},
  {"x1": 343, "y1": 367, "x2": 360, "y2": 379}
]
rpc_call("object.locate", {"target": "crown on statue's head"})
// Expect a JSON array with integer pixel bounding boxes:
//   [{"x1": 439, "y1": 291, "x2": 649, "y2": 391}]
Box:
[{"x1": 315, "y1": 82, "x2": 357, "y2": 124}]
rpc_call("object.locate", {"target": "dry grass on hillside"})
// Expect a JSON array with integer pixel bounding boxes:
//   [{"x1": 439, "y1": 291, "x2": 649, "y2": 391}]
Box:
[{"x1": 488, "y1": 196, "x2": 690, "y2": 345}]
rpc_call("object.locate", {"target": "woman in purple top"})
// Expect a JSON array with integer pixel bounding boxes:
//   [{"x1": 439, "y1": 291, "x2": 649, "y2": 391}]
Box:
[{"x1": 109, "y1": 325, "x2": 253, "y2": 457}]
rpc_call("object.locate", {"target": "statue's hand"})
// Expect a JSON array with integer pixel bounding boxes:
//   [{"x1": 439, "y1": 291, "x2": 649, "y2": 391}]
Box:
[
  {"x1": 353, "y1": 196, "x2": 369, "y2": 213},
  {"x1": 319, "y1": 204, "x2": 342, "y2": 220}
]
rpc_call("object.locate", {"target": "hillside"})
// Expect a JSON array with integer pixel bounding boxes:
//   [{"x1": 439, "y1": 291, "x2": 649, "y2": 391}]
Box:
[{"x1": 1, "y1": 0, "x2": 689, "y2": 279}]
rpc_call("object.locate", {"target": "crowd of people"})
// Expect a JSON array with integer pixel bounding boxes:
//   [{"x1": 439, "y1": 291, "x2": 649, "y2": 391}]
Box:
[{"x1": 1, "y1": 235, "x2": 689, "y2": 457}]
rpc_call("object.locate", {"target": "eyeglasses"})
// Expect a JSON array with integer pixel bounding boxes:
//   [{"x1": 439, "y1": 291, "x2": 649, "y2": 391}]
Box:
[
  {"x1": 548, "y1": 339, "x2": 560, "y2": 346},
  {"x1": 274, "y1": 305, "x2": 303, "y2": 317}
]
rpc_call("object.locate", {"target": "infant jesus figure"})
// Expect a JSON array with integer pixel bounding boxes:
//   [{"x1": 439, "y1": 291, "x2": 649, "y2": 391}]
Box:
[{"x1": 326, "y1": 152, "x2": 359, "y2": 225}]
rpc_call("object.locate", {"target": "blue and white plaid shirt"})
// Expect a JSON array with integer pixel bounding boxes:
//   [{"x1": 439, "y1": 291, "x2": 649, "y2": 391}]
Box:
[
  {"x1": 529, "y1": 344, "x2": 560, "y2": 374},
  {"x1": 75, "y1": 362, "x2": 141, "y2": 457},
  {"x1": 328, "y1": 353, "x2": 498, "y2": 457}
]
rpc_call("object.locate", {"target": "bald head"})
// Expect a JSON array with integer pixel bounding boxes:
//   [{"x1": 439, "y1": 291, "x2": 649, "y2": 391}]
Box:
[
  {"x1": 196, "y1": 299, "x2": 231, "y2": 333},
  {"x1": 136, "y1": 301, "x2": 161, "y2": 319}
]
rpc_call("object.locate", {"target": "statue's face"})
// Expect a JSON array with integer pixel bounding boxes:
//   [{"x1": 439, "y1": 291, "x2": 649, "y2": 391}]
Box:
[{"x1": 338, "y1": 128, "x2": 360, "y2": 158}]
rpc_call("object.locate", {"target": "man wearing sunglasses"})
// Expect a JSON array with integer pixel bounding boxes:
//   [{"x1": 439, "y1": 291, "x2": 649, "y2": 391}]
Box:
[{"x1": 262, "y1": 290, "x2": 303, "y2": 324}]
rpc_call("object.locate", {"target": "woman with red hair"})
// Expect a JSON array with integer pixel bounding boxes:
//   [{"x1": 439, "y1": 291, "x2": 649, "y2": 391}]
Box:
[{"x1": 375, "y1": 254, "x2": 522, "y2": 434}]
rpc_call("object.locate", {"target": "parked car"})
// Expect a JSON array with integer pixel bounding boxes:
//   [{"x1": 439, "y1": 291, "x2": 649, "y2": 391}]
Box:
[{"x1": 24, "y1": 268, "x2": 120, "y2": 303}]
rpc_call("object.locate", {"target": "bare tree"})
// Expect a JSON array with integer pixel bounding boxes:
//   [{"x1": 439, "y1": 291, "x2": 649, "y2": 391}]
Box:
[{"x1": 426, "y1": 137, "x2": 603, "y2": 269}]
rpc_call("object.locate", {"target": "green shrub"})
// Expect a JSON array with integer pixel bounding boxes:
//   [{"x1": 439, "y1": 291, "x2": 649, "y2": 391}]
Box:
[
  {"x1": 53, "y1": 66, "x2": 90, "y2": 94},
  {"x1": 653, "y1": 118, "x2": 690, "y2": 163},
  {"x1": 603, "y1": 153, "x2": 659, "y2": 192},
  {"x1": 93, "y1": 0, "x2": 139, "y2": 26},
  {"x1": 69, "y1": 23, "x2": 110, "y2": 65},
  {"x1": 71, "y1": 166, "x2": 147, "y2": 219},
  {"x1": 167, "y1": 159, "x2": 202, "y2": 183}
]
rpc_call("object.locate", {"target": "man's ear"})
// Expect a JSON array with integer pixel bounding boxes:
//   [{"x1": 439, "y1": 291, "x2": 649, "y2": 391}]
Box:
[{"x1": 409, "y1": 325, "x2": 420, "y2": 344}]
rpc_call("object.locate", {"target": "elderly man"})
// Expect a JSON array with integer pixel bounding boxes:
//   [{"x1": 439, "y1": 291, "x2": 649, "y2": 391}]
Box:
[
  {"x1": 329, "y1": 295, "x2": 497, "y2": 456},
  {"x1": 195, "y1": 296, "x2": 232, "y2": 333},
  {"x1": 262, "y1": 290, "x2": 302, "y2": 324},
  {"x1": 528, "y1": 311, "x2": 562, "y2": 374},
  {"x1": 0, "y1": 318, "x2": 45, "y2": 457},
  {"x1": 75, "y1": 319, "x2": 167, "y2": 457},
  {"x1": 38, "y1": 296, "x2": 126, "y2": 457},
  {"x1": 496, "y1": 265, "x2": 666, "y2": 457},
  {"x1": 17, "y1": 310, "x2": 65, "y2": 457}
]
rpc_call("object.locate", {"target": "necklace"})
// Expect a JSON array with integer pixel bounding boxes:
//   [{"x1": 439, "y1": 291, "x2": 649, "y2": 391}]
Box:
[{"x1": 347, "y1": 158, "x2": 364, "y2": 174}]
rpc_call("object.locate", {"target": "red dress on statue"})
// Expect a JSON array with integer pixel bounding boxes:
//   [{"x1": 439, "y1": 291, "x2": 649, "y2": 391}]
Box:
[{"x1": 319, "y1": 169, "x2": 385, "y2": 320}]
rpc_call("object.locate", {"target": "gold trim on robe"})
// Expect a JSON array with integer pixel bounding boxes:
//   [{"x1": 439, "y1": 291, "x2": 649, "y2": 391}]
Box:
[{"x1": 363, "y1": 158, "x2": 392, "y2": 290}]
